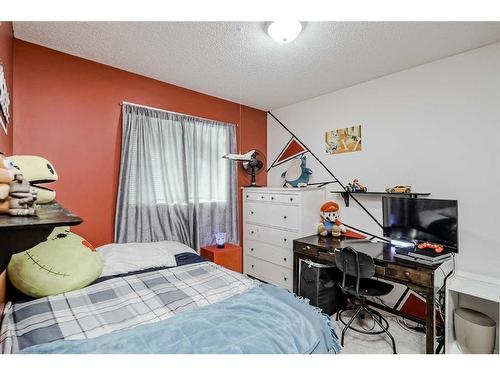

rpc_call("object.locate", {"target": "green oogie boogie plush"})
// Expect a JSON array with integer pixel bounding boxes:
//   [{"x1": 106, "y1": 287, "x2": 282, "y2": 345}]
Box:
[{"x1": 8, "y1": 227, "x2": 103, "y2": 298}]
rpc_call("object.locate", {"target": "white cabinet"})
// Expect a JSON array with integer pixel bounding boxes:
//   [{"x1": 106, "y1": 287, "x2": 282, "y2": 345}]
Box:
[
  {"x1": 242, "y1": 187, "x2": 325, "y2": 291},
  {"x1": 445, "y1": 271, "x2": 500, "y2": 354}
]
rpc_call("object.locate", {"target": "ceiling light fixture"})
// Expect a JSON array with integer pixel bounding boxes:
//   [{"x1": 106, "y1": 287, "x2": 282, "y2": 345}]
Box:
[{"x1": 267, "y1": 21, "x2": 302, "y2": 44}]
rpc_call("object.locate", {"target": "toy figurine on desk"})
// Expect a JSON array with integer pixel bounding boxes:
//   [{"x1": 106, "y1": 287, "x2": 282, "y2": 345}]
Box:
[
  {"x1": 317, "y1": 201, "x2": 346, "y2": 237},
  {"x1": 317, "y1": 200, "x2": 366, "y2": 239}
]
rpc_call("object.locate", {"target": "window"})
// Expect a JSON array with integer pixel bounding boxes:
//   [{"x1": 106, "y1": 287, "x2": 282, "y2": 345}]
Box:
[{"x1": 116, "y1": 104, "x2": 238, "y2": 249}]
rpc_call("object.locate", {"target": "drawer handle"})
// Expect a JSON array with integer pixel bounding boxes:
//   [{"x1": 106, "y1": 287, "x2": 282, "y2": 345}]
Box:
[
  {"x1": 251, "y1": 211, "x2": 254, "y2": 215},
  {"x1": 283, "y1": 257, "x2": 287, "y2": 262},
  {"x1": 250, "y1": 248, "x2": 254, "y2": 252},
  {"x1": 283, "y1": 238, "x2": 287, "y2": 242},
  {"x1": 246, "y1": 195, "x2": 249, "y2": 198},
  {"x1": 271, "y1": 196, "x2": 275, "y2": 200},
  {"x1": 302, "y1": 246, "x2": 311, "y2": 251},
  {"x1": 251, "y1": 265, "x2": 254, "y2": 268},
  {"x1": 283, "y1": 215, "x2": 287, "y2": 220},
  {"x1": 251, "y1": 231, "x2": 254, "y2": 234},
  {"x1": 284, "y1": 277, "x2": 287, "y2": 281},
  {"x1": 404, "y1": 271, "x2": 410, "y2": 277},
  {"x1": 261, "y1": 196, "x2": 264, "y2": 199},
  {"x1": 290, "y1": 197, "x2": 293, "y2": 202}
]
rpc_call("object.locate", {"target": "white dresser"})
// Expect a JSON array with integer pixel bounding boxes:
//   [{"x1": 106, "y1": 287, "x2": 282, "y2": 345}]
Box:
[{"x1": 242, "y1": 187, "x2": 325, "y2": 291}]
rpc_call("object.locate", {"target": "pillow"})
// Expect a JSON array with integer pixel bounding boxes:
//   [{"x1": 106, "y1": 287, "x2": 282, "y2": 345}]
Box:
[
  {"x1": 8, "y1": 227, "x2": 103, "y2": 298},
  {"x1": 97, "y1": 240, "x2": 195, "y2": 277}
]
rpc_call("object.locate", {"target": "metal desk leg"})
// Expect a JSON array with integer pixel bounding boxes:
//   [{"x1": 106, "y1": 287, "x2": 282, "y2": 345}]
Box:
[
  {"x1": 425, "y1": 288, "x2": 436, "y2": 354},
  {"x1": 293, "y1": 253, "x2": 300, "y2": 294}
]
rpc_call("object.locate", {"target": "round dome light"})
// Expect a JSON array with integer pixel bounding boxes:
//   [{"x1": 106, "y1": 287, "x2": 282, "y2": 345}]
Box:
[{"x1": 267, "y1": 21, "x2": 302, "y2": 44}]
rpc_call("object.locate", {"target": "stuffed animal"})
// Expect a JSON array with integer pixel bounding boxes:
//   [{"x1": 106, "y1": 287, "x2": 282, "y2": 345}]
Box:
[
  {"x1": 281, "y1": 155, "x2": 312, "y2": 188},
  {"x1": 317, "y1": 201, "x2": 347, "y2": 237},
  {"x1": 8, "y1": 155, "x2": 58, "y2": 204},
  {"x1": 8, "y1": 226, "x2": 103, "y2": 298},
  {"x1": 0, "y1": 153, "x2": 38, "y2": 216},
  {"x1": 0, "y1": 153, "x2": 15, "y2": 213},
  {"x1": 9, "y1": 177, "x2": 38, "y2": 216}
]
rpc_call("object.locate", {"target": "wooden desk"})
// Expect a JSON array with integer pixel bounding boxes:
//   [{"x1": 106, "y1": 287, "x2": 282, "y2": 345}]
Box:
[{"x1": 293, "y1": 235, "x2": 443, "y2": 354}]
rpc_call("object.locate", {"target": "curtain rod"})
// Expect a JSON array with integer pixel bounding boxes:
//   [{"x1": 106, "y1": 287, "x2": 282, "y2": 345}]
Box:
[{"x1": 120, "y1": 101, "x2": 238, "y2": 126}]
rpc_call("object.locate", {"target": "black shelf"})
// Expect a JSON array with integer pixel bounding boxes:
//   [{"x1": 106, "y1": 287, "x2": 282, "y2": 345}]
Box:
[
  {"x1": 0, "y1": 201, "x2": 83, "y2": 271},
  {"x1": 330, "y1": 191, "x2": 431, "y2": 207}
]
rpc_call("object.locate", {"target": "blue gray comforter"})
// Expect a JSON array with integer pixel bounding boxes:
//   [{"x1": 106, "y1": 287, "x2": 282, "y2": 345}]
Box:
[{"x1": 22, "y1": 284, "x2": 341, "y2": 354}]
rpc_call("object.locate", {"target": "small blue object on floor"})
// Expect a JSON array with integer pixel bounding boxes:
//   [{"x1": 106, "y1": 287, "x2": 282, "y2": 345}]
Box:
[{"x1": 21, "y1": 284, "x2": 341, "y2": 354}]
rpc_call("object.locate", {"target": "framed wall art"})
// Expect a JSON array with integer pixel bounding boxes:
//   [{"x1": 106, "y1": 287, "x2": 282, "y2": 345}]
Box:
[
  {"x1": 0, "y1": 63, "x2": 10, "y2": 135},
  {"x1": 325, "y1": 125, "x2": 362, "y2": 155}
]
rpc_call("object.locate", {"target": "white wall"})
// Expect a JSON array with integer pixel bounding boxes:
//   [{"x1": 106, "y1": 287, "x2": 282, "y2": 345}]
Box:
[{"x1": 267, "y1": 42, "x2": 500, "y2": 280}]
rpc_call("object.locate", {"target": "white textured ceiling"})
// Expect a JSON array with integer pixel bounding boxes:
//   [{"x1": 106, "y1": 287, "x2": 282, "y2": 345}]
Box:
[{"x1": 13, "y1": 21, "x2": 500, "y2": 110}]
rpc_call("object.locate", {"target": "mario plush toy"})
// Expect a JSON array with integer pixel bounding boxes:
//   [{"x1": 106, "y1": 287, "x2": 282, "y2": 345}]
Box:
[{"x1": 317, "y1": 201, "x2": 346, "y2": 237}]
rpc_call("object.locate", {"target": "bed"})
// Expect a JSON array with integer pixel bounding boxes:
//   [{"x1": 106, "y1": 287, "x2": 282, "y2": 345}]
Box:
[{"x1": 0, "y1": 241, "x2": 341, "y2": 354}]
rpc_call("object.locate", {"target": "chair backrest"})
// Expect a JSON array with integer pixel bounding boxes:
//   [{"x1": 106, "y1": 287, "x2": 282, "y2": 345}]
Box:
[
  {"x1": 335, "y1": 246, "x2": 375, "y2": 279},
  {"x1": 335, "y1": 246, "x2": 375, "y2": 297}
]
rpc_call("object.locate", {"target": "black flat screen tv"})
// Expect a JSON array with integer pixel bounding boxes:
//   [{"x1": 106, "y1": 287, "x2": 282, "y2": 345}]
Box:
[{"x1": 382, "y1": 197, "x2": 458, "y2": 252}]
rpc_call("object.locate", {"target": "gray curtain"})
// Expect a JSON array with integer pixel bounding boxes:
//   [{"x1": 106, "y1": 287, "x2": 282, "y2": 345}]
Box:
[{"x1": 115, "y1": 104, "x2": 238, "y2": 250}]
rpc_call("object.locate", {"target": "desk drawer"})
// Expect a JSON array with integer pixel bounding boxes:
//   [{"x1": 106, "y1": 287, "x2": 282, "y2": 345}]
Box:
[
  {"x1": 384, "y1": 264, "x2": 431, "y2": 287},
  {"x1": 294, "y1": 242, "x2": 322, "y2": 256},
  {"x1": 293, "y1": 242, "x2": 337, "y2": 263}
]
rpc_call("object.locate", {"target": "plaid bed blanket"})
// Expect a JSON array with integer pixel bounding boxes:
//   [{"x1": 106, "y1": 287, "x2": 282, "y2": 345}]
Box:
[{"x1": 0, "y1": 261, "x2": 258, "y2": 353}]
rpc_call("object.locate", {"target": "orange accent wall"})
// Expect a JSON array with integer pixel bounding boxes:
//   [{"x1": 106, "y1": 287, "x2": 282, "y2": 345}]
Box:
[
  {"x1": 13, "y1": 39, "x2": 267, "y2": 247},
  {"x1": 0, "y1": 22, "x2": 13, "y2": 155}
]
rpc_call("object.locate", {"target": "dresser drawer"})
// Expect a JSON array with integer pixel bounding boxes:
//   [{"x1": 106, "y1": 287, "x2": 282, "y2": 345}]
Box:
[
  {"x1": 244, "y1": 191, "x2": 270, "y2": 202},
  {"x1": 245, "y1": 202, "x2": 299, "y2": 230},
  {"x1": 244, "y1": 255, "x2": 292, "y2": 290},
  {"x1": 244, "y1": 240, "x2": 293, "y2": 269},
  {"x1": 245, "y1": 224, "x2": 295, "y2": 249},
  {"x1": 268, "y1": 193, "x2": 300, "y2": 205},
  {"x1": 384, "y1": 264, "x2": 432, "y2": 287}
]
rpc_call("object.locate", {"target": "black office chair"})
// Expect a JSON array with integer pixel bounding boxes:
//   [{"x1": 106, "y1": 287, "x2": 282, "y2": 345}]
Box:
[{"x1": 335, "y1": 246, "x2": 397, "y2": 354}]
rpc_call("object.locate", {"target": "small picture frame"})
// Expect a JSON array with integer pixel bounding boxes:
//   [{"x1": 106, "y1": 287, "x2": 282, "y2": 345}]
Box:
[
  {"x1": 325, "y1": 125, "x2": 362, "y2": 155},
  {"x1": 0, "y1": 113, "x2": 5, "y2": 135},
  {"x1": 0, "y1": 63, "x2": 10, "y2": 135}
]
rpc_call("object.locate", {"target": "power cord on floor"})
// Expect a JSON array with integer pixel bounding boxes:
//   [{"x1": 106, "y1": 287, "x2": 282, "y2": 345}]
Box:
[
  {"x1": 341, "y1": 297, "x2": 424, "y2": 334},
  {"x1": 373, "y1": 296, "x2": 425, "y2": 334},
  {"x1": 396, "y1": 317, "x2": 426, "y2": 334}
]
